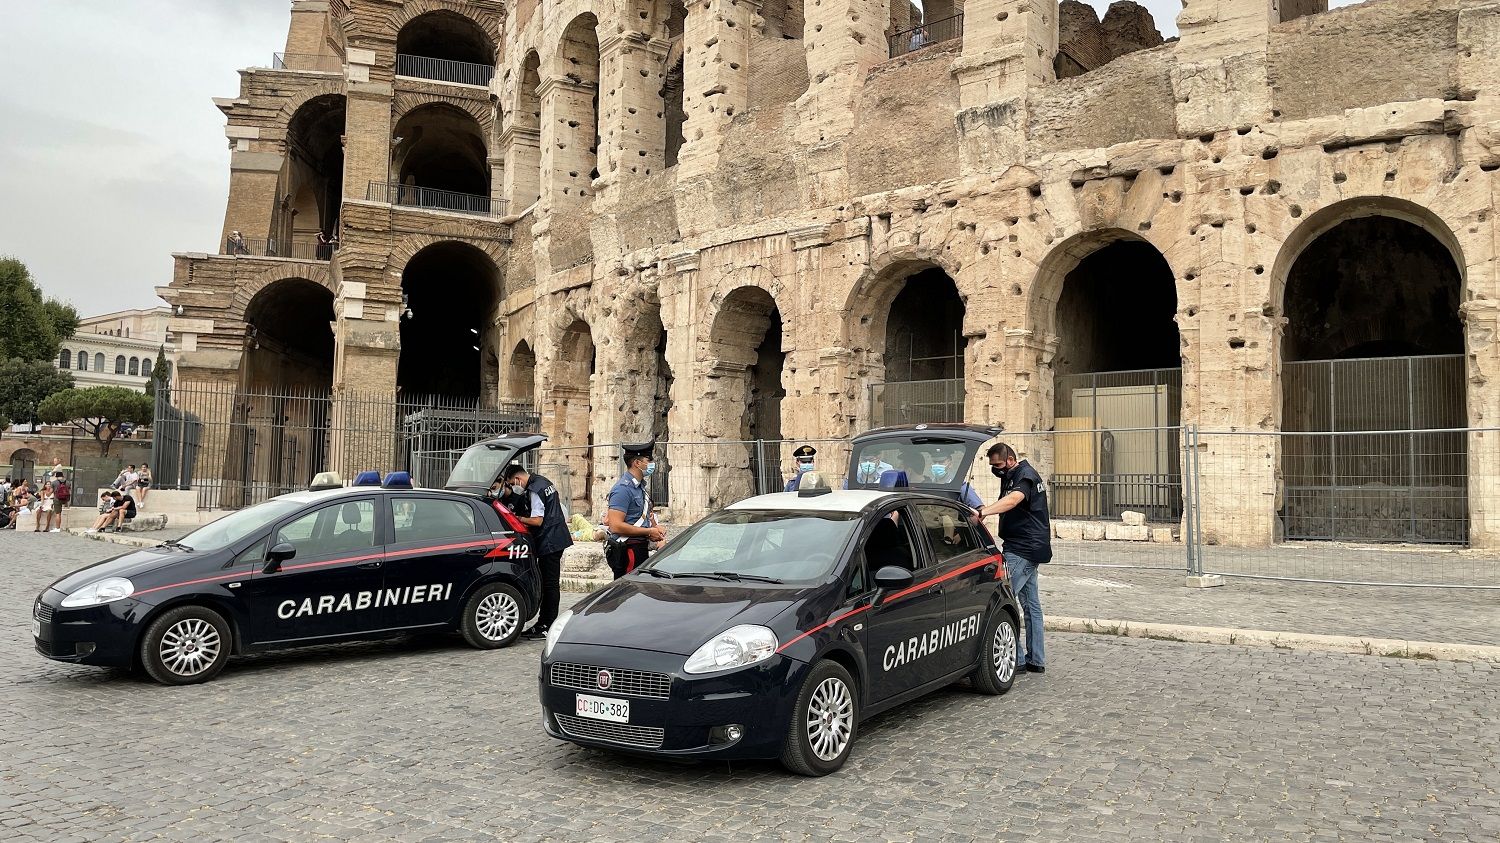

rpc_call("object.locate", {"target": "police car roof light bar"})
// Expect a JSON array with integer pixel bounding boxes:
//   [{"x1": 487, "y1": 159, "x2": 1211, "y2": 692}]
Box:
[
  {"x1": 352, "y1": 470, "x2": 382, "y2": 487},
  {"x1": 878, "y1": 470, "x2": 909, "y2": 489},
  {"x1": 381, "y1": 471, "x2": 413, "y2": 489},
  {"x1": 309, "y1": 471, "x2": 344, "y2": 491}
]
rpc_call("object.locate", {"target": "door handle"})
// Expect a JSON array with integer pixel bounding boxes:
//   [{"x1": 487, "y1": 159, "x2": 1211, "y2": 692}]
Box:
[
  {"x1": 466, "y1": 547, "x2": 489, "y2": 555},
  {"x1": 357, "y1": 561, "x2": 382, "y2": 569}
]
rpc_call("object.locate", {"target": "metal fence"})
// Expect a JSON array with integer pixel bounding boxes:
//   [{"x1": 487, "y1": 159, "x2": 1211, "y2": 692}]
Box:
[
  {"x1": 888, "y1": 13, "x2": 963, "y2": 59},
  {"x1": 222, "y1": 236, "x2": 336, "y2": 261},
  {"x1": 365, "y1": 181, "x2": 503, "y2": 218},
  {"x1": 869, "y1": 378, "x2": 965, "y2": 427},
  {"x1": 152, "y1": 382, "x2": 537, "y2": 510},
  {"x1": 272, "y1": 52, "x2": 343, "y2": 73},
  {"x1": 396, "y1": 54, "x2": 495, "y2": 87}
]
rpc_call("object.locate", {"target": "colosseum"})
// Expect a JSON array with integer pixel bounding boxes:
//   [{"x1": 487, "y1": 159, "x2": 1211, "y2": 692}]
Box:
[{"x1": 161, "y1": 0, "x2": 1500, "y2": 552}]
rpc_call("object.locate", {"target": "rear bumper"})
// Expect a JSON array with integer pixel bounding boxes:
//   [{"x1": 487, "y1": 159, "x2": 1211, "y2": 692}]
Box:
[{"x1": 540, "y1": 642, "x2": 808, "y2": 761}]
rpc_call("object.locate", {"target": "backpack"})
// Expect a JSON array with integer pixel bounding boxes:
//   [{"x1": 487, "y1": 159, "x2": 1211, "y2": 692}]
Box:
[{"x1": 55, "y1": 481, "x2": 70, "y2": 504}]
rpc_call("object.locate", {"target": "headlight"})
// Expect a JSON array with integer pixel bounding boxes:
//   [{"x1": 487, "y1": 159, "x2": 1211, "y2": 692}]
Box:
[
  {"x1": 543, "y1": 610, "x2": 572, "y2": 658},
  {"x1": 683, "y1": 624, "x2": 779, "y2": 674},
  {"x1": 60, "y1": 577, "x2": 135, "y2": 608}
]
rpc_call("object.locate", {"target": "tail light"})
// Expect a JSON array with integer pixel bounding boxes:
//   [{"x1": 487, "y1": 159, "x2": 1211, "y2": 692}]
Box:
[{"x1": 491, "y1": 500, "x2": 530, "y2": 534}]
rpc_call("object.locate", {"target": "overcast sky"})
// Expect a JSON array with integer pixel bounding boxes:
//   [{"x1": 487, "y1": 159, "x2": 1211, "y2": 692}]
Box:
[{"x1": 0, "y1": 1, "x2": 1361, "y2": 317}]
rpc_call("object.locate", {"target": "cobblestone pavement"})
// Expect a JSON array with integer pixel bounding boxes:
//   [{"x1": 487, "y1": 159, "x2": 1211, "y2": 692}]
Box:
[
  {"x1": 1040, "y1": 565, "x2": 1500, "y2": 646},
  {"x1": 3, "y1": 533, "x2": 1496, "y2": 841}
]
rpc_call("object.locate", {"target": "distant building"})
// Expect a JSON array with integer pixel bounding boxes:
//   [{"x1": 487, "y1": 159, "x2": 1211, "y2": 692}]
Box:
[{"x1": 56, "y1": 307, "x2": 175, "y2": 392}]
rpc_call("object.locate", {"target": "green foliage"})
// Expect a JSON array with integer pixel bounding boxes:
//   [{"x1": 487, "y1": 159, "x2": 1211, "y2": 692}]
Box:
[
  {"x1": 0, "y1": 358, "x2": 74, "y2": 429},
  {"x1": 37, "y1": 386, "x2": 154, "y2": 455},
  {"x1": 148, "y1": 345, "x2": 170, "y2": 400},
  {"x1": 0, "y1": 258, "x2": 79, "y2": 362}
]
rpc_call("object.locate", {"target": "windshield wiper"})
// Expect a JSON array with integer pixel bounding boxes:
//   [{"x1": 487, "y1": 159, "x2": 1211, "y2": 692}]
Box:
[
  {"x1": 640, "y1": 568, "x2": 676, "y2": 579},
  {"x1": 160, "y1": 539, "x2": 194, "y2": 551},
  {"x1": 673, "y1": 571, "x2": 785, "y2": 584}
]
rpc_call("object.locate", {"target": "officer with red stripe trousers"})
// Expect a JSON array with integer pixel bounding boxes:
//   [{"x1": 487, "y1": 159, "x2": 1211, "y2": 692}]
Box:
[{"x1": 603, "y1": 440, "x2": 664, "y2": 578}]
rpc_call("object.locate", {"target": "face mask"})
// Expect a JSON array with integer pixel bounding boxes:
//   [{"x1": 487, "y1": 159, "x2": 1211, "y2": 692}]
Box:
[
  {"x1": 797, "y1": 462, "x2": 814, "y2": 474},
  {"x1": 858, "y1": 461, "x2": 876, "y2": 477},
  {"x1": 930, "y1": 464, "x2": 948, "y2": 480},
  {"x1": 644, "y1": 462, "x2": 656, "y2": 478},
  {"x1": 991, "y1": 465, "x2": 1009, "y2": 479},
  {"x1": 511, "y1": 484, "x2": 526, "y2": 496}
]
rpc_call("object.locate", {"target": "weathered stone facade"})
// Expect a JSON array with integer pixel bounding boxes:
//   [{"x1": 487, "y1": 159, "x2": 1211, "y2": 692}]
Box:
[{"x1": 163, "y1": 0, "x2": 1500, "y2": 545}]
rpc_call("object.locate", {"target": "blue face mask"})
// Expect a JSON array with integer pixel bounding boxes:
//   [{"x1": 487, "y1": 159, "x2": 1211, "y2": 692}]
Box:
[
  {"x1": 644, "y1": 461, "x2": 656, "y2": 478},
  {"x1": 858, "y1": 461, "x2": 876, "y2": 477},
  {"x1": 930, "y1": 464, "x2": 948, "y2": 480},
  {"x1": 797, "y1": 461, "x2": 814, "y2": 474}
]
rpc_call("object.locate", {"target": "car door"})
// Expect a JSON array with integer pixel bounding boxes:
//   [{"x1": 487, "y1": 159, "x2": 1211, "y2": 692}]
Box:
[
  {"x1": 859, "y1": 504, "x2": 951, "y2": 702},
  {"x1": 241, "y1": 497, "x2": 388, "y2": 645},
  {"x1": 910, "y1": 501, "x2": 996, "y2": 673},
  {"x1": 381, "y1": 495, "x2": 492, "y2": 628}
]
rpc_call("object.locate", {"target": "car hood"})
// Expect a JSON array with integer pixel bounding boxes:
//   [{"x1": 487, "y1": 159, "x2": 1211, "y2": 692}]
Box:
[
  {"x1": 47, "y1": 546, "x2": 191, "y2": 596},
  {"x1": 561, "y1": 578, "x2": 808, "y2": 656}
]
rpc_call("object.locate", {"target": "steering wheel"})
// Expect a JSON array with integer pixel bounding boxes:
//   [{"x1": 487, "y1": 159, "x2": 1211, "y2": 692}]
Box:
[{"x1": 800, "y1": 551, "x2": 836, "y2": 568}]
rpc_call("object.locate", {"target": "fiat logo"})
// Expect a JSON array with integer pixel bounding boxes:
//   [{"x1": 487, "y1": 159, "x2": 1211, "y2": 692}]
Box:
[{"x1": 597, "y1": 669, "x2": 612, "y2": 690}]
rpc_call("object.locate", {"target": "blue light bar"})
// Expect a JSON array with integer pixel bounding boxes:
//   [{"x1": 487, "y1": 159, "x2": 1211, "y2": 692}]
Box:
[
  {"x1": 382, "y1": 471, "x2": 413, "y2": 489},
  {"x1": 352, "y1": 470, "x2": 382, "y2": 486}
]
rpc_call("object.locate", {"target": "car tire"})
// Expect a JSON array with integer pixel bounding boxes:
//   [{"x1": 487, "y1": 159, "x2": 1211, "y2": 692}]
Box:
[
  {"x1": 139, "y1": 605, "x2": 232, "y2": 686},
  {"x1": 971, "y1": 608, "x2": 1018, "y2": 696},
  {"x1": 779, "y1": 660, "x2": 858, "y2": 776},
  {"x1": 461, "y1": 582, "x2": 525, "y2": 649}
]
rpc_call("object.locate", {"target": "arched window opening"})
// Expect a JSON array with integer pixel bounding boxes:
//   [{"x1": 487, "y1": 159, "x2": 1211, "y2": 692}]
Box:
[
  {"x1": 558, "y1": 14, "x2": 602, "y2": 186},
  {"x1": 93, "y1": 353, "x2": 104, "y2": 372},
  {"x1": 142, "y1": 358, "x2": 153, "y2": 379},
  {"x1": 874, "y1": 267, "x2": 966, "y2": 426},
  {"x1": 661, "y1": 2, "x2": 687, "y2": 168},
  {"x1": 1050, "y1": 238, "x2": 1180, "y2": 524},
  {"x1": 1280, "y1": 213, "x2": 1466, "y2": 543},
  {"x1": 114, "y1": 355, "x2": 126, "y2": 375},
  {"x1": 765, "y1": 0, "x2": 806, "y2": 39},
  {"x1": 389, "y1": 103, "x2": 491, "y2": 214},
  {"x1": 128, "y1": 358, "x2": 140, "y2": 376},
  {"x1": 276, "y1": 94, "x2": 346, "y2": 259},
  {"x1": 508, "y1": 340, "x2": 536, "y2": 403},
  {"x1": 396, "y1": 10, "x2": 496, "y2": 86},
  {"x1": 708, "y1": 287, "x2": 784, "y2": 495},
  {"x1": 555, "y1": 318, "x2": 597, "y2": 512},
  {"x1": 59, "y1": 350, "x2": 71, "y2": 369},
  {"x1": 76, "y1": 351, "x2": 88, "y2": 371},
  {"x1": 398, "y1": 242, "x2": 499, "y2": 398},
  {"x1": 242, "y1": 278, "x2": 337, "y2": 393}
]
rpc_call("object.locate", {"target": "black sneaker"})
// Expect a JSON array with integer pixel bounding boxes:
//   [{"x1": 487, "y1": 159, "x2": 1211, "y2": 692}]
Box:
[
  {"x1": 1026, "y1": 664, "x2": 1046, "y2": 674},
  {"x1": 521, "y1": 625, "x2": 548, "y2": 640}
]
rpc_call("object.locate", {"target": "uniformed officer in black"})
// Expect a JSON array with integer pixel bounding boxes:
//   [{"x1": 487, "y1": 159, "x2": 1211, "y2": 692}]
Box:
[
  {"x1": 783, "y1": 445, "x2": 817, "y2": 491},
  {"x1": 604, "y1": 440, "x2": 664, "y2": 578},
  {"x1": 975, "y1": 442, "x2": 1051, "y2": 674},
  {"x1": 503, "y1": 464, "x2": 573, "y2": 638}
]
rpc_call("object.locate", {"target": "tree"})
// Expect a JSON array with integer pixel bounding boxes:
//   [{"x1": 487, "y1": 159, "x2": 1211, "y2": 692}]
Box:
[
  {"x1": 0, "y1": 359, "x2": 74, "y2": 429},
  {"x1": 0, "y1": 258, "x2": 79, "y2": 362},
  {"x1": 37, "y1": 387, "x2": 154, "y2": 455},
  {"x1": 146, "y1": 345, "x2": 170, "y2": 400}
]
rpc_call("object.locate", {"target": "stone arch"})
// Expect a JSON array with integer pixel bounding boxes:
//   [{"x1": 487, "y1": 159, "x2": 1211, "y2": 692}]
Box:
[
  {"x1": 507, "y1": 339, "x2": 537, "y2": 403},
  {"x1": 395, "y1": 7, "x2": 499, "y2": 66},
  {"x1": 241, "y1": 277, "x2": 337, "y2": 390},
  {"x1": 392, "y1": 91, "x2": 495, "y2": 136},
  {"x1": 273, "y1": 80, "x2": 348, "y2": 138},
  {"x1": 229, "y1": 264, "x2": 336, "y2": 326},
  {"x1": 391, "y1": 101, "x2": 492, "y2": 199},
  {"x1": 277, "y1": 92, "x2": 347, "y2": 246},
  {"x1": 545, "y1": 13, "x2": 602, "y2": 196},
  {"x1": 398, "y1": 241, "x2": 503, "y2": 397},
  {"x1": 846, "y1": 247, "x2": 966, "y2": 353},
  {"x1": 390, "y1": 232, "x2": 509, "y2": 278}
]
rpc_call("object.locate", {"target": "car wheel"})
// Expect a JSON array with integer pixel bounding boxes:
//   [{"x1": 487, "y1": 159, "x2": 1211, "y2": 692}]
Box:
[
  {"x1": 461, "y1": 582, "x2": 524, "y2": 649},
  {"x1": 971, "y1": 609, "x2": 1018, "y2": 696},
  {"x1": 779, "y1": 660, "x2": 858, "y2": 776},
  {"x1": 139, "y1": 605, "x2": 231, "y2": 686}
]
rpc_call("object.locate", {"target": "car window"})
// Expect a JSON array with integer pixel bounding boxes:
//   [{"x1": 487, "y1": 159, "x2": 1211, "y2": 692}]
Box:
[
  {"x1": 172, "y1": 498, "x2": 306, "y2": 553},
  {"x1": 850, "y1": 437, "x2": 975, "y2": 489},
  {"x1": 276, "y1": 500, "x2": 376, "y2": 558},
  {"x1": 912, "y1": 503, "x2": 982, "y2": 565},
  {"x1": 232, "y1": 537, "x2": 268, "y2": 566},
  {"x1": 860, "y1": 507, "x2": 921, "y2": 575},
  {"x1": 648, "y1": 510, "x2": 859, "y2": 581},
  {"x1": 393, "y1": 498, "x2": 477, "y2": 542}
]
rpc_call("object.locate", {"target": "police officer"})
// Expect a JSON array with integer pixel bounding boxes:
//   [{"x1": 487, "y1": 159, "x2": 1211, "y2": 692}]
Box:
[
  {"x1": 497, "y1": 467, "x2": 531, "y2": 518},
  {"x1": 783, "y1": 445, "x2": 818, "y2": 491},
  {"x1": 931, "y1": 446, "x2": 984, "y2": 508},
  {"x1": 504, "y1": 465, "x2": 574, "y2": 639},
  {"x1": 604, "y1": 440, "x2": 664, "y2": 578},
  {"x1": 974, "y1": 442, "x2": 1050, "y2": 674}
]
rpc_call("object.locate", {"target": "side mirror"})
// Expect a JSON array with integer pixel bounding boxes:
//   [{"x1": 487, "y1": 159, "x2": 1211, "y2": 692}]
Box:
[
  {"x1": 873, "y1": 565, "x2": 914, "y2": 591},
  {"x1": 263, "y1": 542, "x2": 297, "y2": 573}
]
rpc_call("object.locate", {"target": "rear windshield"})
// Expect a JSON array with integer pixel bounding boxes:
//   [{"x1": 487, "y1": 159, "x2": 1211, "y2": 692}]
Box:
[
  {"x1": 447, "y1": 443, "x2": 513, "y2": 487},
  {"x1": 646, "y1": 510, "x2": 859, "y2": 582},
  {"x1": 850, "y1": 436, "x2": 976, "y2": 490}
]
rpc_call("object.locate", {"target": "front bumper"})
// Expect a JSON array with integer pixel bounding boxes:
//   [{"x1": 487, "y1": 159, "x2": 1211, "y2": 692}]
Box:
[
  {"x1": 540, "y1": 641, "x2": 810, "y2": 761},
  {"x1": 33, "y1": 589, "x2": 144, "y2": 668}
]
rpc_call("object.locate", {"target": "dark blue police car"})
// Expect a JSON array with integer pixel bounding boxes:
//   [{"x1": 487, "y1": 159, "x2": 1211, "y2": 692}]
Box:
[
  {"x1": 539, "y1": 424, "x2": 1022, "y2": 775},
  {"x1": 34, "y1": 434, "x2": 551, "y2": 685}
]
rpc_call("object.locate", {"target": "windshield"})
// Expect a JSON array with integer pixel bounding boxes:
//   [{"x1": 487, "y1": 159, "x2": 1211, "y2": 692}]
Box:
[
  {"x1": 646, "y1": 510, "x2": 859, "y2": 582},
  {"x1": 172, "y1": 498, "x2": 308, "y2": 553},
  {"x1": 851, "y1": 437, "x2": 975, "y2": 488},
  {"x1": 447, "y1": 443, "x2": 513, "y2": 487}
]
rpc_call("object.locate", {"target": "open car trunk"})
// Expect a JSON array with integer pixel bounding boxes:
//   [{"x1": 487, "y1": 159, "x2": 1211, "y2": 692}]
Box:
[
  {"x1": 443, "y1": 433, "x2": 548, "y2": 495},
  {"x1": 845, "y1": 423, "x2": 1003, "y2": 503}
]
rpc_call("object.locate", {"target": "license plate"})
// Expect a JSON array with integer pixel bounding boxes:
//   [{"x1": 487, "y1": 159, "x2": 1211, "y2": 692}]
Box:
[
  {"x1": 575, "y1": 693, "x2": 629, "y2": 723},
  {"x1": 32, "y1": 619, "x2": 41, "y2": 639}
]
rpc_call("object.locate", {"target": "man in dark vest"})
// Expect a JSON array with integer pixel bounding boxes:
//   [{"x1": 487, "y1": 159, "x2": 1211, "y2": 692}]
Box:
[
  {"x1": 503, "y1": 464, "x2": 573, "y2": 640},
  {"x1": 974, "y1": 442, "x2": 1051, "y2": 674}
]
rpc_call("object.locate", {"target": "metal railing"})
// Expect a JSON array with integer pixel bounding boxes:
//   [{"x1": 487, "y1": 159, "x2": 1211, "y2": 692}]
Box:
[
  {"x1": 271, "y1": 52, "x2": 344, "y2": 73},
  {"x1": 365, "y1": 181, "x2": 503, "y2": 217},
  {"x1": 222, "y1": 236, "x2": 337, "y2": 261},
  {"x1": 396, "y1": 54, "x2": 495, "y2": 87},
  {"x1": 869, "y1": 378, "x2": 965, "y2": 426},
  {"x1": 888, "y1": 14, "x2": 963, "y2": 59}
]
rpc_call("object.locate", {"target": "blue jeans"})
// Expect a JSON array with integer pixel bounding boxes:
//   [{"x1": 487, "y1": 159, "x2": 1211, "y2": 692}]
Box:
[{"x1": 1005, "y1": 552, "x2": 1045, "y2": 668}]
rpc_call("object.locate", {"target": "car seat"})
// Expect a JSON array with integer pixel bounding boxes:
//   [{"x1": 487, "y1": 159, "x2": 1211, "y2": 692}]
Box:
[
  {"x1": 331, "y1": 502, "x2": 370, "y2": 550},
  {"x1": 865, "y1": 517, "x2": 913, "y2": 572}
]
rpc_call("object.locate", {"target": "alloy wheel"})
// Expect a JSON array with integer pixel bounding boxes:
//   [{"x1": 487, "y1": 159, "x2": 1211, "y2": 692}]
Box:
[
  {"x1": 158, "y1": 618, "x2": 222, "y2": 677},
  {"x1": 805, "y1": 676, "x2": 854, "y2": 761}
]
